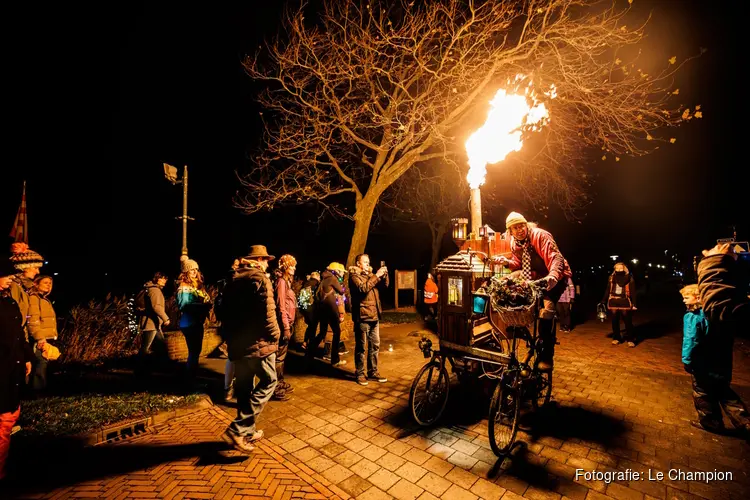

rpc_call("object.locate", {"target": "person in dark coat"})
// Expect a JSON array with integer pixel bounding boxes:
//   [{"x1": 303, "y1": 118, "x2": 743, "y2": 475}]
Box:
[
  {"x1": 349, "y1": 254, "x2": 389, "y2": 386},
  {"x1": 306, "y1": 263, "x2": 347, "y2": 368},
  {"x1": 299, "y1": 271, "x2": 321, "y2": 351},
  {"x1": 0, "y1": 256, "x2": 34, "y2": 480},
  {"x1": 136, "y1": 272, "x2": 170, "y2": 376},
  {"x1": 221, "y1": 245, "x2": 280, "y2": 453},
  {"x1": 693, "y1": 243, "x2": 750, "y2": 436},
  {"x1": 602, "y1": 262, "x2": 638, "y2": 347}
]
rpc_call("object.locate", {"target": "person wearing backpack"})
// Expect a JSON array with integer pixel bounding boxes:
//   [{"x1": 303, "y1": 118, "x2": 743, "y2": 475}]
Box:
[{"x1": 135, "y1": 272, "x2": 170, "y2": 374}]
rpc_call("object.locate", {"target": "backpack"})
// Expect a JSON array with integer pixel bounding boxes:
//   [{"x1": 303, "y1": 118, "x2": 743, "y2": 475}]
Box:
[{"x1": 134, "y1": 287, "x2": 150, "y2": 315}]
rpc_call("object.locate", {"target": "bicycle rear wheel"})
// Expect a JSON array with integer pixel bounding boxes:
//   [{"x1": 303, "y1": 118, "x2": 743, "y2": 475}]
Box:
[
  {"x1": 488, "y1": 375, "x2": 520, "y2": 456},
  {"x1": 409, "y1": 360, "x2": 450, "y2": 426}
]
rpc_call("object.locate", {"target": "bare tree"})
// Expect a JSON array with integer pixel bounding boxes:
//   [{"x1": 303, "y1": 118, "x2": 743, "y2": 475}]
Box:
[
  {"x1": 238, "y1": 0, "x2": 699, "y2": 266},
  {"x1": 382, "y1": 160, "x2": 469, "y2": 270}
]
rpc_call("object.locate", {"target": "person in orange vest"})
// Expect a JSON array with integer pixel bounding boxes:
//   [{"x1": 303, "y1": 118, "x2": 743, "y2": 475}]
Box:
[{"x1": 423, "y1": 273, "x2": 439, "y2": 321}]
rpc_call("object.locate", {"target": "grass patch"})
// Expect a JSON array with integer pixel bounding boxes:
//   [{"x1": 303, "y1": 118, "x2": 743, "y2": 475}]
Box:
[
  {"x1": 381, "y1": 311, "x2": 421, "y2": 324},
  {"x1": 19, "y1": 392, "x2": 201, "y2": 438}
]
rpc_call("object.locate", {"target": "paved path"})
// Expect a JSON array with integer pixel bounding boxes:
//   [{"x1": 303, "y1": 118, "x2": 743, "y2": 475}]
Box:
[{"x1": 8, "y1": 311, "x2": 750, "y2": 499}]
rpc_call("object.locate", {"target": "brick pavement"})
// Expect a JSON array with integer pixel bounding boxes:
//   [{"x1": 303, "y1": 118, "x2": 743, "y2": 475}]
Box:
[{"x1": 8, "y1": 312, "x2": 750, "y2": 499}]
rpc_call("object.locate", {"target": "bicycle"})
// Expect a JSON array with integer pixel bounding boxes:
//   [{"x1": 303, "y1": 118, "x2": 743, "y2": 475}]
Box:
[{"x1": 485, "y1": 279, "x2": 555, "y2": 455}]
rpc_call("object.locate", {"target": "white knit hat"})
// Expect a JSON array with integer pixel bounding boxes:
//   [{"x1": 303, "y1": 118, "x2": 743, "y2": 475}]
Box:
[
  {"x1": 505, "y1": 212, "x2": 528, "y2": 229},
  {"x1": 180, "y1": 255, "x2": 199, "y2": 272}
]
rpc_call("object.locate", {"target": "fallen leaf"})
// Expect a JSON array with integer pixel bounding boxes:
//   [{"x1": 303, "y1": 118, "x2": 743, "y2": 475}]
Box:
[
  {"x1": 682, "y1": 109, "x2": 690, "y2": 120},
  {"x1": 695, "y1": 105, "x2": 701, "y2": 110},
  {"x1": 695, "y1": 111, "x2": 703, "y2": 118},
  {"x1": 646, "y1": 134, "x2": 653, "y2": 141},
  {"x1": 602, "y1": 155, "x2": 607, "y2": 160},
  {"x1": 672, "y1": 89, "x2": 680, "y2": 95},
  {"x1": 669, "y1": 56, "x2": 677, "y2": 65},
  {"x1": 669, "y1": 138, "x2": 677, "y2": 144},
  {"x1": 615, "y1": 157, "x2": 621, "y2": 162},
  {"x1": 615, "y1": 58, "x2": 622, "y2": 65}
]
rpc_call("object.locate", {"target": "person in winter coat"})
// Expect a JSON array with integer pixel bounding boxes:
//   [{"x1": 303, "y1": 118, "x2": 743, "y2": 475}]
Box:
[
  {"x1": 556, "y1": 276, "x2": 575, "y2": 332},
  {"x1": 307, "y1": 263, "x2": 347, "y2": 368},
  {"x1": 273, "y1": 254, "x2": 297, "y2": 401},
  {"x1": 136, "y1": 272, "x2": 170, "y2": 375},
  {"x1": 423, "y1": 273, "x2": 438, "y2": 321},
  {"x1": 494, "y1": 213, "x2": 572, "y2": 371},
  {"x1": 349, "y1": 254, "x2": 389, "y2": 386},
  {"x1": 692, "y1": 243, "x2": 750, "y2": 436},
  {"x1": 176, "y1": 255, "x2": 212, "y2": 385},
  {"x1": 0, "y1": 257, "x2": 34, "y2": 480},
  {"x1": 216, "y1": 259, "x2": 239, "y2": 402},
  {"x1": 26, "y1": 275, "x2": 58, "y2": 390},
  {"x1": 8, "y1": 242, "x2": 45, "y2": 332},
  {"x1": 299, "y1": 271, "x2": 321, "y2": 351},
  {"x1": 602, "y1": 262, "x2": 637, "y2": 347},
  {"x1": 220, "y1": 245, "x2": 280, "y2": 453}
]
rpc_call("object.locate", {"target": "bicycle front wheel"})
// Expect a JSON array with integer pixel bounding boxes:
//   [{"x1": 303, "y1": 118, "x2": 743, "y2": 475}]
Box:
[
  {"x1": 409, "y1": 360, "x2": 450, "y2": 426},
  {"x1": 531, "y1": 371, "x2": 553, "y2": 410},
  {"x1": 488, "y1": 376, "x2": 520, "y2": 456}
]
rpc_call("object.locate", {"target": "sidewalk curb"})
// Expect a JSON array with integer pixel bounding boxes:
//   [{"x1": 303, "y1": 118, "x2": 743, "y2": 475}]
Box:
[{"x1": 75, "y1": 394, "x2": 214, "y2": 447}]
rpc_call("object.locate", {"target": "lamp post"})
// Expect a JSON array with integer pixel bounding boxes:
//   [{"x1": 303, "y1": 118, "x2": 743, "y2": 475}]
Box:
[{"x1": 163, "y1": 163, "x2": 193, "y2": 256}]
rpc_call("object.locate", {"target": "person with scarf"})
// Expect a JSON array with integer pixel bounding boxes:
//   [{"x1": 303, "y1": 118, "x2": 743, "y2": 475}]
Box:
[
  {"x1": 494, "y1": 213, "x2": 572, "y2": 372},
  {"x1": 602, "y1": 262, "x2": 637, "y2": 347},
  {"x1": 273, "y1": 254, "x2": 297, "y2": 401},
  {"x1": 176, "y1": 255, "x2": 212, "y2": 385}
]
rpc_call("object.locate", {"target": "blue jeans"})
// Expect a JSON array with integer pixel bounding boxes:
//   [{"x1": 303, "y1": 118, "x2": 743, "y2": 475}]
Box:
[
  {"x1": 228, "y1": 354, "x2": 277, "y2": 436},
  {"x1": 354, "y1": 321, "x2": 380, "y2": 377}
]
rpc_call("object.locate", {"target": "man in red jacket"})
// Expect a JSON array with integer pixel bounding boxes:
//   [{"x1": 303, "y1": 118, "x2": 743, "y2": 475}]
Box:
[{"x1": 494, "y1": 212, "x2": 573, "y2": 371}]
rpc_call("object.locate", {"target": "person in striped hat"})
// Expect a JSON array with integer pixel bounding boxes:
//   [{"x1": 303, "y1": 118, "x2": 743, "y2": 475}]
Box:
[{"x1": 8, "y1": 243, "x2": 45, "y2": 331}]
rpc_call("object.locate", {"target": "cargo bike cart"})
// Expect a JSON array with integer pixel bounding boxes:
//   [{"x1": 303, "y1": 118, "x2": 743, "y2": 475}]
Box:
[{"x1": 408, "y1": 250, "x2": 555, "y2": 456}]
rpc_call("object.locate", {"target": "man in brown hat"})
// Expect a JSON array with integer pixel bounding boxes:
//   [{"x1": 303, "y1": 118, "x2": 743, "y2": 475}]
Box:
[{"x1": 220, "y1": 245, "x2": 281, "y2": 452}]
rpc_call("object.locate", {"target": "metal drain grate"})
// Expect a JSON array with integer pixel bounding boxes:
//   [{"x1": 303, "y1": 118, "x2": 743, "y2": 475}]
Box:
[{"x1": 103, "y1": 420, "x2": 149, "y2": 444}]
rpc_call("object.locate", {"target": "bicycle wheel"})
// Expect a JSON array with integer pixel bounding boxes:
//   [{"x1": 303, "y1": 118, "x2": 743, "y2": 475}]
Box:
[
  {"x1": 531, "y1": 371, "x2": 553, "y2": 410},
  {"x1": 488, "y1": 375, "x2": 520, "y2": 456},
  {"x1": 409, "y1": 360, "x2": 450, "y2": 426}
]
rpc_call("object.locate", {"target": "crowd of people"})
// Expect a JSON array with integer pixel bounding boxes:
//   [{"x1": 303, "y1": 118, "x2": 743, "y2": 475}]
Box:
[
  {"x1": 1, "y1": 215, "x2": 748, "y2": 474},
  {"x1": 133, "y1": 245, "x2": 391, "y2": 453}
]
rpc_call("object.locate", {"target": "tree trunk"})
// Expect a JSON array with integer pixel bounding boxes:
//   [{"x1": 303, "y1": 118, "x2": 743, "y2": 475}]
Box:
[
  {"x1": 429, "y1": 222, "x2": 448, "y2": 271},
  {"x1": 346, "y1": 195, "x2": 377, "y2": 268}
]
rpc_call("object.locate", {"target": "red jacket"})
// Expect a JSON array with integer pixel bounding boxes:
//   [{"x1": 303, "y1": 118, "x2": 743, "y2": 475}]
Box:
[
  {"x1": 275, "y1": 277, "x2": 297, "y2": 339},
  {"x1": 508, "y1": 226, "x2": 572, "y2": 282}
]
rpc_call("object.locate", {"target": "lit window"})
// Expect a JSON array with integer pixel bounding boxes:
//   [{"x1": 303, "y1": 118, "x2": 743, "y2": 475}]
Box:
[{"x1": 447, "y1": 277, "x2": 463, "y2": 306}]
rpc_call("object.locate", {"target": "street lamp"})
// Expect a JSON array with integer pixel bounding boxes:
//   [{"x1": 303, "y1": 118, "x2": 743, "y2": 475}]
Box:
[{"x1": 163, "y1": 163, "x2": 194, "y2": 256}]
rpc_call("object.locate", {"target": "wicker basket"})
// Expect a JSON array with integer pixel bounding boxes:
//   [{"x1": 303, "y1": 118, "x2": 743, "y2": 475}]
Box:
[{"x1": 492, "y1": 303, "x2": 537, "y2": 327}]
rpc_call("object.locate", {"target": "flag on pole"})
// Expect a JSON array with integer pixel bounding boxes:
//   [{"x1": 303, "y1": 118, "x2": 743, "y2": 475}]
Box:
[{"x1": 10, "y1": 182, "x2": 28, "y2": 244}]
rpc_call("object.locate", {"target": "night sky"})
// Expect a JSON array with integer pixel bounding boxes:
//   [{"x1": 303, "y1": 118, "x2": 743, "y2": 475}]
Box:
[{"x1": 2, "y1": 1, "x2": 744, "y2": 307}]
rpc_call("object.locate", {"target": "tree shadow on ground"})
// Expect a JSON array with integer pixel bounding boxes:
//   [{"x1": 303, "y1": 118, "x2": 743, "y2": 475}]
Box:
[{"x1": 3, "y1": 437, "x2": 247, "y2": 496}]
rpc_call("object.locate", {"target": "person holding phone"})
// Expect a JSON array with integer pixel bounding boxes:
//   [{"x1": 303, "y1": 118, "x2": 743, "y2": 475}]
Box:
[{"x1": 348, "y1": 254, "x2": 389, "y2": 386}]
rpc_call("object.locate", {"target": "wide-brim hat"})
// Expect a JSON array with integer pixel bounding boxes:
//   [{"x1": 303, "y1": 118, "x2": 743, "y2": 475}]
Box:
[{"x1": 245, "y1": 245, "x2": 275, "y2": 261}]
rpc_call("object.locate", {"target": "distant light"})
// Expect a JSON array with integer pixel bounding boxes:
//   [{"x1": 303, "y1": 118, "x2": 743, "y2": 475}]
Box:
[
  {"x1": 44, "y1": 261, "x2": 49, "y2": 265},
  {"x1": 53, "y1": 272, "x2": 59, "y2": 276},
  {"x1": 610, "y1": 255, "x2": 619, "y2": 261},
  {"x1": 648, "y1": 263, "x2": 652, "y2": 267},
  {"x1": 631, "y1": 259, "x2": 638, "y2": 265}
]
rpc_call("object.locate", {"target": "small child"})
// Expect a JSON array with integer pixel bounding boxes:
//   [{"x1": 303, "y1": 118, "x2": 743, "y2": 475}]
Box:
[{"x1": 680, "y1": 284, "x2": 750, "y2": 435}]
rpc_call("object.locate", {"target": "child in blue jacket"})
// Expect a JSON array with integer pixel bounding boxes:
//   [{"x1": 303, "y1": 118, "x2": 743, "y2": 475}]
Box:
[{"x1": 681, "y1": 284, "x2": 749, "y2": 435}]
